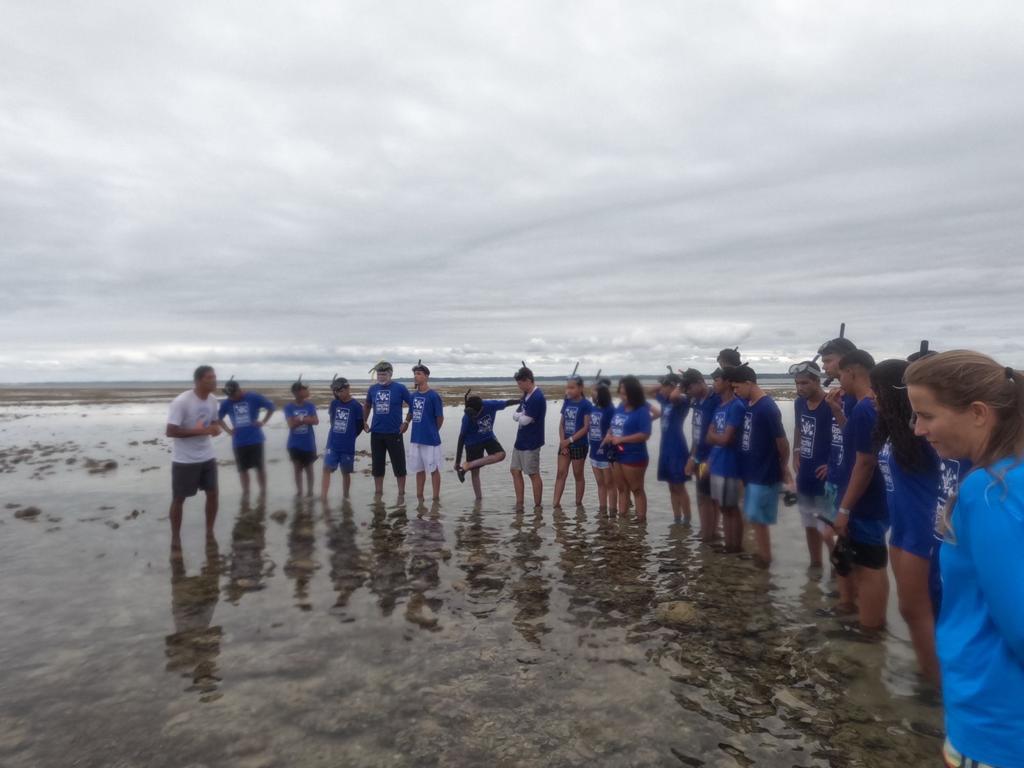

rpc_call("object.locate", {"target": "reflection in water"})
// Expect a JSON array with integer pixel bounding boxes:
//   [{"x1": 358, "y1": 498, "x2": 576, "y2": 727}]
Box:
[
  {"x1": 165, "y1": 539, "x2": 222, "y2": 698},
  {"x1": 284, "y1": 499, "x2": 318, "y2": 611},
  {"x1": 367, "y1": 497, "x2": 409, "y2": 616},
  {"x1": 404, "y1": 501, "x2": 445, "y2": 630},
  {"x1": 509, "y1": 509, "x2": 550, "y2": 645},
  {"x1": 225, "y1": 500, "x2": 271, "y2": 604},
  {"x1": 454, "y1": 501, "x2": 506, "y2": 617},
  {"x1": 325, "y1": 499, "x2": 368, "y2": 613}
]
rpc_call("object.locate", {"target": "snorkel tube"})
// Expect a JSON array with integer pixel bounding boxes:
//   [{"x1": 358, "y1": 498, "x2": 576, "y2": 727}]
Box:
[
  {"x1": 908, "y1": 339, "x2": 936, "y2": 362},
  {"x1": 222, "y1": 375, "x2": 240, "y2": 397},
  {"x1": 290, "y1": 374, "x2": 305, "y2": 396}
]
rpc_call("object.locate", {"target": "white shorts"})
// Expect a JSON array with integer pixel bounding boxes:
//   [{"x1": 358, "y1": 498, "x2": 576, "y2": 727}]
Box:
[
  {"x1": 590, "y1": 458, "x2": 610, "y2": 470},
  {"x1": 710, "y1": 475, "x2": 742, "y2": 507},
  {"x1": 407, "y1": 443, "x2": 443, "y2": 474},
  {"x1": 510, "y1": 448, "x2": 542, "y2": 475},
  {"x1": 797, "y1": 493, "x2": 827, "y2": 529}
]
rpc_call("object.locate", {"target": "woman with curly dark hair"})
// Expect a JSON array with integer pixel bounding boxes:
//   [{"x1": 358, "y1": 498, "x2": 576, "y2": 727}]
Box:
[
  {"x1": 871, "y1": 359, "x2": 941, "y2": 684},
  {"x1": 602, "y1": 375, "x2": 652, "y2": 520}
]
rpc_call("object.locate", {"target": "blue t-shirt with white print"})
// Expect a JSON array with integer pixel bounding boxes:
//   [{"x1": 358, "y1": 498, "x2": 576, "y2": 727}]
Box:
[
  {"x1": 327, "y1": 398, "x2": 364, "y2": 454},
  {"x1": 410, "y1": 388, "x2": 444, "y2": 446},
  {"x1": 283, "y1": 401, "x2": 317, "y2": 453},
  {"x1": 708, "y1": 397, "x2": 745, "y2": 479},
  {"x1": 461, "y1": 400, "x2": 509, "y2": 446},
  {"x1": 218, "y1": 392, "x2": 275, "y2": 448},
  {"x1": 366, "y1": 381, "x2": 412, "y2": 434},
  {"x1": 561, "y1": 397, "x2": 593, "y2": 446}
]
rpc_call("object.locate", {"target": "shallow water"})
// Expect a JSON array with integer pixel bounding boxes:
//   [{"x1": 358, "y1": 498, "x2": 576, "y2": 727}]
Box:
[{"x1": 0, "y1": 399, "x2": 943, "y2": 767}]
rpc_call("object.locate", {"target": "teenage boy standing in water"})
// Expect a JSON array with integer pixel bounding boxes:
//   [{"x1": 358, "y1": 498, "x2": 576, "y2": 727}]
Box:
[
  {"x1": 406, "y1": 362, "x2": 444, "y2": 501},
  {"x1": 284, "y1": 378, "x2": 319, "y2": 497},
  {"x1": 706, "y1": 368, "x2": 746, "y2": 552},
  {"x1": 217, "y1": 378, "x2": 275, "y2": 499},
  {"x1": 364, "y1": 361, "x2": 412, "y2": 497},
  {"x1": 683, "y1": 368, "x2": 720, "y2": 541},
  {"x1": 791, "y1": 361, "x2": 830, "y2": 568},
  {"x1": 835, "y1": 350, "x2": 890, "y2": 630},
  {"x1": 510, "y1": 365, "x2": 546, "y2": 511},
  {"x1": 166, "y1": 365, "x2": 223, "y2": 552},
  {"x1": 727, "y1": 365, "x2": 793, "y2": 566},
  {"x1": 322, "y1": 377, "x2": 363, "y2": 501}
]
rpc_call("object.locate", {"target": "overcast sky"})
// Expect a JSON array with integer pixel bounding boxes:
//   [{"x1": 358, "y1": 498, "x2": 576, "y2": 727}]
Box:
[{"x1": 2, "y1": 1, "x2": 1022, "y2": 382}]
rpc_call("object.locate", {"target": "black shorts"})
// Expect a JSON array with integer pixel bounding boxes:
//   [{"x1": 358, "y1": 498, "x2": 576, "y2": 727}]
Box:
[
  {"x1": 466, "y1": 438, "x2": 504, "y2": 462},
  {"x1": 234, "y1": 443, "x2": 264, "y2": 472},
  {"x1": 565, "y1": 441, "x2": 588, "y2": 461},
  {"x1": 172, "y1": 459, "x2": 218, "y2": 499},
  {"x1": 850, "y1": 539, "x2": 889, "y2": 570},
  {"x1": 371, "y1": 432, "x2": 406, "y2": 478},
  {"x1": 696, "y1": 470, "x2": 711, "y2": 497},
  {"x1": 288, "y1": 447, "x2": 318, "y2": 467}
]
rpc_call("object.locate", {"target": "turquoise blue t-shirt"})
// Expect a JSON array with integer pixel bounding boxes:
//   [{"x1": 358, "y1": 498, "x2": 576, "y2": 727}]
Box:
[{"x1": 938, "y1": 459, "x2": 1024, "y2": 767}]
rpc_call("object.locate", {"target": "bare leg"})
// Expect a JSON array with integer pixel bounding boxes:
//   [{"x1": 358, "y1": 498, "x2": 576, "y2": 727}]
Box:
[
  {"x1": 571, "y1": 458, "x2": 586, "y2": 505},
  {"x1": 239, "y1": 471, "x2": 251, "y2": 497},
  {"x1": 416, "y1": 471, "x2": 427, "y2": 500},
  {"x1": 604, "y1": 468, "x2": 618, "y2": 512},
  {"x1": 294, "y1": 462, "x2": 303, "y2": 495},
  {"x1": 529, "y1": 473, "x2": 543, "y2": 508},
  {"x1": 592, "y1": 465, "x2": 607, "y2": 510},
  {"x1": 464, "y1": 452, "x2": 505, "y2": 470},
  {"x1": 430, "y1": 469, "x2": 441, "y2": 499},
  {"x1": 204, "y1": 489, "x2": 218, "y2": 536},
  {"x1": 320, "y1": 469, "x2": 331, "y2": 502},
  {"x1": 855, "y1": 564, "x2": 889, "y2": 630},
  {"x1": 304, "y1": 465, "x2": 314, "y2": 497},
  {"x1": 722, "y1": 507, "x2": 743, "y2": 552},
  {"x1": 891, "y1": 547, "x2": 937, "y2": 680},
  {"x1": 470, "y1": 468, "x2": 482, "y2": 500},
  {"x1": 805, "y1": 526, "x2": 823, "y2": 567},
  {"x1": 342, "y1": 470, "x2": 352, "y2": 497},
  {"x1": 700, "y1": 496, "x2": 719, "y2": 542},
  {"x1": 552, "y1": 452, "x2": 570, "y2": 507},
  {"x1": 752, "y1": 522, "x2": 772, "y2": 565},
  {"x1": 169, "y1": 498, "x2": 185, "y2": 548},
  {"x1": 256, "y1": 467, "x2": 267, "y2": 496},
  {"x1": 511, "y1": 469, "x2": 525, "y2": 509},
  {"x1": 374, "y1": 476, "x2": 384, "y2": 495},
  {"x1": 622, "y1": 465, "x2": 647, "y2": 520},
  {"x1": 397, "y1": 475, "x2": 406, "y2": 497},
  {"x1": 612, "y1": 464, "x2": 629, "y2": 515}
]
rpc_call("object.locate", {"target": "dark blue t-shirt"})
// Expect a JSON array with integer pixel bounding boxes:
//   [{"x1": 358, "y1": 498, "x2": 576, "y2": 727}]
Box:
[
  {"x1": 691, "y1": 392, "x2": 720, "y2": 464},
  {"x1": 826, "y1": 393, "x2": 857, "y2": 486},
  {"x1": 366, "y1": 382, "x2": 412, "y2": 434},
  {"x1": 930, "y1": 456, "x2": 973, "y2": 613},
  {"x1": 410, "y1": 388, "x2": 444, "y2": 446},
  {"x1": 657, "y1": 393, "x2": 691, "y2": 465},
  {"x1": 795, "y1": 396, "x2": 832, "y2": 496},
  {"x1": 561, "y1": 397, "x2": 593, "y2": 445},
  {"x1": 218, "y1": 392, "x2": 275, "y2": 447},
  {"x1": 738, "y1": 395, "x2": 786, "y2": 486},
  {"x1": 283, "y1": 401, "x2": 318, "y2": 453},
  {"x1": 461, "y1": 400, "x2": 509, "y2": 446},
  {"x1": 588, "y1": 403, "x2": 615, "y2": 461},
  {"x1": 838, "y1": 397, "x2": 888, "y2": 521},
  {"x1": 708, "y1": 397, "x2": 745, "y2": 479},
  {"x1": 609, "y1": 403, "x2": 652, "y2": 463},
  {"x1": 514, "y1": 388, "x2": 547, "y2": 451},
  {"x1": 327, "y1": 398, "x2": 364, "y2": 454},
  {"x1": 878, "y1": 438, "x2": 940, "y2": 535}
]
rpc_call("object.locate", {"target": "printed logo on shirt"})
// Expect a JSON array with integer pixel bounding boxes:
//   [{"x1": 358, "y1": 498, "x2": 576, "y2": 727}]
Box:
[
  {"x1": 293, "y1": 408, "x2": 310, "y2": 434},
  {"x1": 412, "y1": 396, "x2": 425, "y2": 423},
  {"x1": 589, "y1": 411, "x2": 603, "y2": 441},
  {"x1": 375, "y1": 390, "x2": 391, "y2": 415},
  {"x1": 831, "y1": 421, "x2": 844, "y2": 467},
  {"x1": 564, "y1": 405, "x2": 579, "y2": 435},
  {"x1": 878, "y1": 442, "x2": 895, "y2": 493},
  {"x1": 741, "y1": 411, "x2": 753, "y2": 452},
  {"x1": 661, "y1": 404, "x2": 672, "y2": 428},
  {"x1": 692, "y1": 409, "x2": 703, "y2": 446},
  {"x1": 333, "y1": 408, "x2": 351, "y2": 434},
  {"x1": 477, "y1": 414, "x2": 494, "y2": 434},
  {"x1": 232, "y1": 402, "x2": 252, "y2": 428},
  {"x1": 610, "y1": 413, "x2": 627, "y2": 437},
  {"x1": 799, "y1": 414, "x2": 816, "y2": 459}
]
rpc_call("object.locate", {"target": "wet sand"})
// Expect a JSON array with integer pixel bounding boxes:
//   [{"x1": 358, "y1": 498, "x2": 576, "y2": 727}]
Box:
[{"x1": 0, "y1": 396, "x2": 941, "y2": 767}]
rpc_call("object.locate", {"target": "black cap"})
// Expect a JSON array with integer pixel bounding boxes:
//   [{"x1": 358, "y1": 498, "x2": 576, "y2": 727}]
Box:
[
  {"x1": 661, "y1": 372, "x2": 682, "y2": 387},
  {"x1": 817, "y1": 337, "x2": 857, "y2": 357},
  {"x1": 680, "y1": 368, "x2": 704, "y2": 388},
  {"x1": 412, "y1": 359, "x2": 431, "y2": 376},
  {"x1": 710, "y1": 367, "x2": 725, "y2": 379}
]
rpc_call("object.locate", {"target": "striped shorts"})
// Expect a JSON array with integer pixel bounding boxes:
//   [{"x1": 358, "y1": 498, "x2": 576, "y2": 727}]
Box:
[{"x1": 943, "y1": 739, "x2": 996, "y2": 768}]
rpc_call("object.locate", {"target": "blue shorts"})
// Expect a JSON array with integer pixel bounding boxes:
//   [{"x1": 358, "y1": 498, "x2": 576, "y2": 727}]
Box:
[
  {"x1": 743, "y1": 483, "x2": 780, "y2": 525},
  {"x1": 850, "y1": 516, "x2": 889, "y2": 547},
  {"x1": 889, "y1": 501, "x2": 936, "y2": 559},
  {"x1": 657, "y1": 449, "x2": 690, "y2": 484},
  {"x1": 324, "y1": 446, "x2": 355, "y2": 473}
]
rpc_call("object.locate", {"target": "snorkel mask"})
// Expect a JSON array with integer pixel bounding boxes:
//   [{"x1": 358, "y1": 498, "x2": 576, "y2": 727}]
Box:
[
  {"x1": 369, "y1": 360, "x2": 393, "y2": 383},
  {"x1": 222, "y1": 375, "x2": 240, "y2": 397}
]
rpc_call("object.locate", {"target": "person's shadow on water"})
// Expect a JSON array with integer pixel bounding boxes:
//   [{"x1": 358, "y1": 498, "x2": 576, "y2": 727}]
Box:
[{"x1": 165, "y1": 538, "x2": 223, "y2": 698}]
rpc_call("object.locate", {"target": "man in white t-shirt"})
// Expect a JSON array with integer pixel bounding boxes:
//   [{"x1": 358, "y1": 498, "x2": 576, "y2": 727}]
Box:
[{"x1": 166, "y1": 365, "x2": 223, "y2": 552}]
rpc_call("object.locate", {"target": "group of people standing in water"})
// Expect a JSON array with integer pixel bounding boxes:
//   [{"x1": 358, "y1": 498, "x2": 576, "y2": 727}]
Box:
[{"x1": 164, "y1": 337, "x2": 1024, "y2": 768}]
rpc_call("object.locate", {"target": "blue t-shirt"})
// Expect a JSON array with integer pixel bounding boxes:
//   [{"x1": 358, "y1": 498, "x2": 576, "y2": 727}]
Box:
[
  {"x1": 608, "y1": 403, "x2": 652, "y2": 463},
  {"x1": 588, "y1": 404, "x2": 615, "y2": 461},
  {"x1": 691, "y1": 392, "x2": 720, "y2": 464},
  {"x1": 826, "y1": 393, "x2": 858, "y2": 486},
  {"x1": 708, "y1": 397, "x2": 745, "y2": 479},
  {"x1": 738, "y1": 395, "x2": 785, "y2": 486},
  {"x1": 561, "y1": 397, "x2": 593, "y2": 445},
  {"x1": 938, "y1": 459, "x2": 1024, "y2": 767},
  {"x1": 327, "y1": 398, "x2": 364, "y2": 454},
  {"x1": 878, "y1": 438, "x2": 941, "y2": 540},
  {"x1": 657, "y1": 393, "x2": 691, "y2": 465},
  {"x1": 514, "y1": 388, "x2": 547, "y2": 451},
  {"x1": 283, "y1": 401, "x2": 318, "y2": 453},
  {"x1": 366, "y1": 381, "x2": 412, "y2": 434},
  {"x1": 410, "y1": 388, "x2": 444, "y2": 446},
  {"x1": 795, "y1": 396, "x2": 832, "y2": 496},
  {"x1": 837, "y1": 397, "x2": 888, "y2": 523},
  {"x1": 461, "y1": 400, "x2": 509, "y2": 446},
  {"x1": 218, "y1": 392, "x2": 275, "y2": 447}
]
